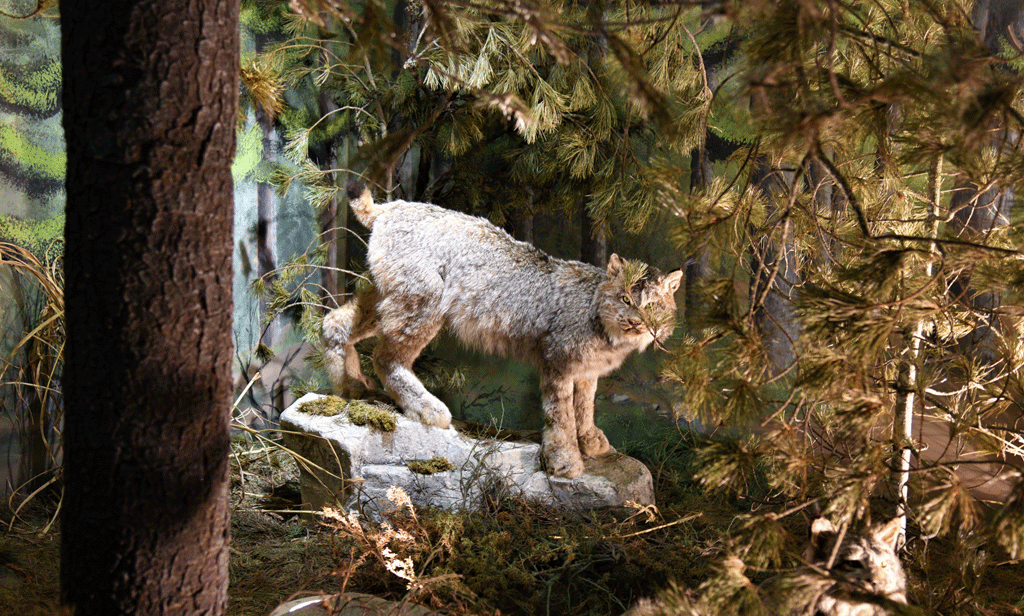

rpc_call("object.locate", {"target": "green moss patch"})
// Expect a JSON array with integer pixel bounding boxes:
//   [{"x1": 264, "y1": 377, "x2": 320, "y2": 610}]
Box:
[
  {"x1": 347, "y1": 400, "x2": 397, "y2": 432},
  {"x1": 408, "y1": 456, "x2": 456, "y2": 475},
  {"x1": 297, "y1": 395, "x2": 348, "y2": 417},
  {"x1": 297, "y1": 396, "x2": 397, "y2": 431}
]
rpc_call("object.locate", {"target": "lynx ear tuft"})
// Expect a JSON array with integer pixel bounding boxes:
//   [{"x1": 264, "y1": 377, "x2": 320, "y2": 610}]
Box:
[
  {"x1": 607, "y1": 253, "x2": 624, "y2": 278},
  {"x1": 346, "y1": 180, "x2": 367, "y2": 202},
  {"x1": 807, "y1": 517, "x2": 838, "y2": 561}
]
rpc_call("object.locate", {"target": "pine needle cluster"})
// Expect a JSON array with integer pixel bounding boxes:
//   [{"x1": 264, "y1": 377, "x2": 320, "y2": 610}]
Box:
[{"x1": 658, "y1": 2, "x2": 1024, "y2": 613}]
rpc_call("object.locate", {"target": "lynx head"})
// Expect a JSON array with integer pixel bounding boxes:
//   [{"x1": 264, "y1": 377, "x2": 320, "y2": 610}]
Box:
[
  {"x1": 598, "y1": 254, "x2": 683, "y2": 346},
  {"x1": 806, "y1": 517, "x2": 907, "y2": 613}
]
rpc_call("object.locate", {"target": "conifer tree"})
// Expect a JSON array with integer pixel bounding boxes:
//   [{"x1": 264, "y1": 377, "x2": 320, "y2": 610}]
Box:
[
  {"x1": 262, "y1": 0, "x2": 721, "y2": 394},
  {"x1": 661, "y1": 2, "x2": 1024, "y2": 612},
  {"x1": 276, "y1": 0, "x2": 718, "y2": 258}
]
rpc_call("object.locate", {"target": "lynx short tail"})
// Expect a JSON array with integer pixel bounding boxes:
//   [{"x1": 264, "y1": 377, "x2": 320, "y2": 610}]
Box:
[{"x1": 346, "y1": 180, "x2": 383, "y2": 228}]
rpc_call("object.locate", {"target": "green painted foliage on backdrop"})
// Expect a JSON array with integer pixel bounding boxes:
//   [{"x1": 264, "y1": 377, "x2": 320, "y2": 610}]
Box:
[
  {"x1": 0, "y1": 2, "x2": 63, "y2": 258},
  {"x1": 0, "y1": 57, "x2": 60, "y2": 115},
  {"x1": 0, "y1": 2, "x2": 276, "y2": 257},
  {"x1": 0, "y1": 120, "x2": 64, "y2": 180}
]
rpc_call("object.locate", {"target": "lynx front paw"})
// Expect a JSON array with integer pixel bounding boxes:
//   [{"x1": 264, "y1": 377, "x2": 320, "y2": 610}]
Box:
[
  {"x1": 578, "y1": 426, "x2": 611, "y2": 457},
  {"x1": 406, "y1": 393, "x2": 452, "y2": 428},
  {"x1": 543, "y1": 443, "x2": 585, "y2": 479}
]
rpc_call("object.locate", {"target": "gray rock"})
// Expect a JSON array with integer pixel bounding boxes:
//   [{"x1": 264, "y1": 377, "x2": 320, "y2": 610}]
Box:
[{"x1": 280, "y1": 393, "x2": 654, "y2": 516}]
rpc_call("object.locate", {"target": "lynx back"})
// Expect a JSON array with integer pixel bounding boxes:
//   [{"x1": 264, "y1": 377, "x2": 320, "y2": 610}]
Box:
[{"x1": 323, "y1": 181, "x2": 682, "y2": 478}]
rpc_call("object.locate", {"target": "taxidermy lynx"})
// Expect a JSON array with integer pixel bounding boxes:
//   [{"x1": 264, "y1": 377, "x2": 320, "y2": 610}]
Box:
[
  {"x1": 794, "y1": 516, "x2": 907, "y2": 616},
  {"x1": 323, "y1": 181, "x2": 682, "y2": 479},
  {"x1": 624, "y1": 517, "x2": 907, "y2": 616}
]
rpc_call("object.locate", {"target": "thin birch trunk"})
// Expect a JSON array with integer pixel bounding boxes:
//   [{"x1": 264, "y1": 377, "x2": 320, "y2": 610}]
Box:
[{"x1": 893, "y1": 156, "x2": 941, "y2": 541}]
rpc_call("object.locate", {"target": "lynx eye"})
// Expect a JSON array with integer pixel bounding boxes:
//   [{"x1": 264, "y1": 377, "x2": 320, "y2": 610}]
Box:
[{"x1": 621, "y1": 295, "x2": 632, "y2": 305}]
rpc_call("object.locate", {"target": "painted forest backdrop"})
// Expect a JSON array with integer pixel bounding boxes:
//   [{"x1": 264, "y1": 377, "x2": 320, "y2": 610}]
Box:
[{"x1": 3, "y1": 0, "x2": 1024, "y2": 612}]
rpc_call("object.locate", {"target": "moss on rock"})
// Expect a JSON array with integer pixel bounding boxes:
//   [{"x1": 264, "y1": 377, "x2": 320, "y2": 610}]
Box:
[
  {"x1": 297, "y1": 396, "x2": 397, "y2": 432},
  {"x1": 297, "y1": 395, "x2": 347, "y2": 417},
  {"x1": 347, "y1": 400, "x2": 397, "y2": 432},
  {"x1": 408, "y1": 456, "x2": 456, "y2": 475}
]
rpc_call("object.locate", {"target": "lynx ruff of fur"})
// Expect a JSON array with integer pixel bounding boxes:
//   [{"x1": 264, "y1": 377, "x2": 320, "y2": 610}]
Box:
[
  {"x1": 626, "y1": 517, "x2": 907, "y2": 616},
  {"x1": 323, "y1": 181, "x2": 683, "y2": 479}
]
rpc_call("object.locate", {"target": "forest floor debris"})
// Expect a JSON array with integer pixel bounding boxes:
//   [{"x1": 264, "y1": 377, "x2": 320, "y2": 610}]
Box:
[{"x1": 1, "y1": 430, "x2": 1022, "y2": 616}]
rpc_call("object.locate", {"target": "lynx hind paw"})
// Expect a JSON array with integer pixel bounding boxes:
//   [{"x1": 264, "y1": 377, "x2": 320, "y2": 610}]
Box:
[
  {"x1": 341, "y1": 376, "x2": 378, "y2": 400},
  {"x1": 406, "y1": 393, "x2": 452, "y2": 428},
  {"x1": 578, "y1": 427, "x2": 611, "y2": 457}
]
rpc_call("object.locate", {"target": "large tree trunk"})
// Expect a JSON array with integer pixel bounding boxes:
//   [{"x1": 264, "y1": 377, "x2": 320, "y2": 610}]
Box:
[
  {"x1": 511, "y1": 188, "x2": 536, "y2": 245},
  {"x1": 60, "y1": 1, "x2": 238, "y2": 614},
  {"x1": 685, "y1": 140, "x2": 713, "y2": 327},
  {"x1": 580, "y1": 208, "x2": 608, "y2": 267},
  {"x1": 749, "y1": 163, "x2": 800, "y2": 374},
  {"x1": 684, "y1": 32, "x2": 723, "y2": 328},
  {"x1": 313, "y1": 94, "x2": 341, "y2": 307},
  {"x1": 948, "y1": 178, "x2": 1013, "y2": 364}
]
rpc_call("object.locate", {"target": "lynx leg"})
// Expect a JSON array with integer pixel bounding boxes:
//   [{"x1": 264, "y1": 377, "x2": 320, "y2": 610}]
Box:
[
  {"x1": 322, "y1": 287, "x2": 381, "y2": 398},
  {"x1": 573, "y1": 378, "x2": 611, "y2": 457},
  {"x1": 372, "y1": 295, "x2": 451, "y2": 428},
  {"x1": 541, "y1": 372, "x2": 585, "y2": 479}
]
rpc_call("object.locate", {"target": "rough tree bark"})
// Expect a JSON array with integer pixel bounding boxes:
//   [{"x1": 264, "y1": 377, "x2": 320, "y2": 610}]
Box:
[{"x1": 60, "y1": 1, "x2": 238, "y2": 614}]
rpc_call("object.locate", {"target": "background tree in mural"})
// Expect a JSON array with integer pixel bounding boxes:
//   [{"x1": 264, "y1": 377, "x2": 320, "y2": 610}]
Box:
[{"x1": 0, "y1": 0, "x2": 62, "y2": 254}]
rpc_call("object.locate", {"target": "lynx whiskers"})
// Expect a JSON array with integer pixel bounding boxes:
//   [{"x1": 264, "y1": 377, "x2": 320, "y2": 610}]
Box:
[{"x1": 323, "y1": 181, "x2": 682, "y2": 478}]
